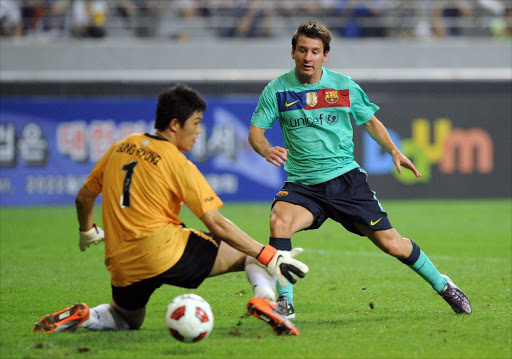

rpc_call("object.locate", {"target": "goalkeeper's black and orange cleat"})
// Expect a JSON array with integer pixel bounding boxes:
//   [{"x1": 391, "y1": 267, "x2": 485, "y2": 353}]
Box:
[
  {"x1": 32, "y1": 303, "x2": 90, "y2": 333},
  {"x1": 247, "y1": 297, "x2": 299, "y2": 336}
]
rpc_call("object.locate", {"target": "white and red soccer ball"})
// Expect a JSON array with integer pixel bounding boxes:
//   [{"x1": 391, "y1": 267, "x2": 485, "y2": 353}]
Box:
[{"x1": 165, "y1": 294, "x2": 214, "y2": 343}]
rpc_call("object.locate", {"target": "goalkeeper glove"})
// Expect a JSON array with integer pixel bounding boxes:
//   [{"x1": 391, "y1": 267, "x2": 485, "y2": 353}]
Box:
[
  {"x1": 79, "y1": 223, "x2": 104, "y2": 252},
  {"x1": 257, "y1": 245, "x2": 308, "y2": 286}
]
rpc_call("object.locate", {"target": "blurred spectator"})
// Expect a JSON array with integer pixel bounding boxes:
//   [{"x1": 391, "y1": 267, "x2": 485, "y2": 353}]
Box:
[
  {"x1": 20, "y1": 0, "x2": 47, "y2": 35},
  {"x1": 477, "y1": 0, "x2": 512, "y2": 38},
  {"x1": 71, "y1": 0, "x2": 107, "y2": 38},
  {"x1": 491, "y1": 5, "x2": 512, "y2": 38},
  {"x1": 201, "y1": 0, "x2": 232, "y2": 37},
  {"x1": 138, "y1": 0, "x2": 162, "y2": 38},
  {"x1": 206, "y1": 0, "x2": 275, "y2": 38},
  {"x1": 232, "y1": 0, "x2": 275, "y2": 38},
  {"x1": 113, "y1": 0, "x2": 139, "y2": 36},
  {"x1": 388, "y1": 0, "x2": 416, "y2": 38},
  {"x1": 0, "y1": 0, "x2": 22, "y2": 38},
  {"x1": 278, "y1": 0, "x2": 305, "y2": 17},
  {"x1": 478, "y1": 0, "x2": 508, "y2": 15},
  {"x1": 115, "y1": 0, "x2": 136, "y2": 32},
  {"x1": 46, "y1": 0, "x2": 72, "y2": 36},
  {"x1": 431, "y1": 0, "x2": 473, "y2": 37},
  {"x1": 116, "y1": 0, "x2": 160, "y2": 37},
  {"x1": 16, "y1": 1, "x2": 71, "y2": 37},
  {"x1": 116, "y1": 0, "x2": 136, "y2": 19},
  {"x1": 5, "y1": 0, "x2": 508, "y2": 40},
  {"x1": 275, "y1": 0, "x2": 336, "y2": 37},
  {"x1": 390, "y1": 0, "x2": 432, "y2": 38},
  {"x1": 336, "y1": 0, "x2": 388, "y2": 38},
  {"x1": 305, "y1": 0, "x2": 338, "y2": 18},
  {"x1": 158, "y1": 0, "x2": 213, "y2": 41},
  {"x1": 277, "y1": 0, "x2": 336, "y2": 18}
]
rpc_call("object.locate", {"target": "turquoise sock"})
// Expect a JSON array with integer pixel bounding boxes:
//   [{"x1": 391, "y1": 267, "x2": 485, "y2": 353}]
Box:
[
  {"x1": 269, "y1": 237, "x2": 294, "y2": 304},
  {"x1": 276, "y1": 279, "x2": 294, "y2": 304},
  {"x1": 410, "y1": 251, "x2": 447, "y2": 293}
]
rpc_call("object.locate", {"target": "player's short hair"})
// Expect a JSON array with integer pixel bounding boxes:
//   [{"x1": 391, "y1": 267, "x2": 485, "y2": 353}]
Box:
[
  {"x1": 155, "y1": 83, "x2": 207, "y2": 130},
  {"x1": 292, "y1": 21, "x2": 331, "y2": 54}
]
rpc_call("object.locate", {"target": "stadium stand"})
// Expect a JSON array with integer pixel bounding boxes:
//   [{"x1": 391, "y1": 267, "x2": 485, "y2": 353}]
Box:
[
  {"x1": 1, "y1": 0, "x2": 510, "y2": 92},
  {"x1": 1, "y1": 0, "x2": 511, "y2": 40}
]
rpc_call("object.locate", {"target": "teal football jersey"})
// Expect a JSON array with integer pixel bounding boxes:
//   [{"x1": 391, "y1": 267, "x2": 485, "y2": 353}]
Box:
[{"x1": 251, "y1": 67, "x2": 379, "y2": 185}]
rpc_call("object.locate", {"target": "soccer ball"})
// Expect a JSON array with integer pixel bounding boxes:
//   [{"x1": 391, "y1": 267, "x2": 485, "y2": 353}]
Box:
[{"x1": 165, "y1": 294, "x2": 214, "y2": 343}]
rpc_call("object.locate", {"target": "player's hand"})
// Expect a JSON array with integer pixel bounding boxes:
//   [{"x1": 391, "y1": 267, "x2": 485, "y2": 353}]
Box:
[
  {"x1": 265, "y1": 146, "x2": 289, "y2": 167},
  {"x1": 393, "y1": 152, "x2": 422, "y2": 178},
  {"x1": 79, "y1": 223, "x2": 104, "y2": 252},
  {"x1": 257, "y1": 245, "x2": 309, "y2": 286}
]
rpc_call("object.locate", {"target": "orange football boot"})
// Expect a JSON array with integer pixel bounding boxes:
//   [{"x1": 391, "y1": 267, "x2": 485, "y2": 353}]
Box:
[
  {"x1": 33, "y1": 303, "x2": 90, "y2": 333},
  {"x1": 247, "y1": 297, "x2": 299, "y2": 336}
]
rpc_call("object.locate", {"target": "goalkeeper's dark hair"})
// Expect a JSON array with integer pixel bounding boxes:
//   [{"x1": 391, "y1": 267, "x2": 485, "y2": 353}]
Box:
[
  {"x1": 292, "y1": 21, "x2": 331, "y2": 54},
  {"x1": 155, "y1": 83, "x2": 207, "y2": 130}
]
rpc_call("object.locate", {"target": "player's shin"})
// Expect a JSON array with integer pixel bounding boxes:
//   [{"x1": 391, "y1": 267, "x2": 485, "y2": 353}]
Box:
[
  {"x1": 276, "y1": 280, "x2": 294, "y2": 304},
  {"x1": 269, "y1": 237, "x2": 294, "y2": 304},
  {"x1": 245, "y1": 256, "x2": 276, "y2": 300},
  {"x1": 399, "y1": 239, "x2": 447, "y2": 293}
]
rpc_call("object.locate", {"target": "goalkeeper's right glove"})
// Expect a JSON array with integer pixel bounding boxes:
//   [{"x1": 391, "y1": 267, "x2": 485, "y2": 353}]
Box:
[
  {"x1": 257, "y1": 245, "x2": 309, "y2": 286},
  {"x1": 79, "y1": 223, "x2": 104, "y2": 252}
]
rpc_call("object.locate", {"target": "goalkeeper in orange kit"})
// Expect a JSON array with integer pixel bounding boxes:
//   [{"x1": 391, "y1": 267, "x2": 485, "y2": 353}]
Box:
[{"x1": 32, "y1": 84, "x2": 308, "y2": 336}]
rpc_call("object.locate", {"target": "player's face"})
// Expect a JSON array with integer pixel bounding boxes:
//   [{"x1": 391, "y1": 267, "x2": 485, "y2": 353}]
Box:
[
  {"x1": 292, "y1": 35, "x2": 328, "y2": 84},
  {"x1": 176, "y1": 110, "x2": 203, "y2": 152}
]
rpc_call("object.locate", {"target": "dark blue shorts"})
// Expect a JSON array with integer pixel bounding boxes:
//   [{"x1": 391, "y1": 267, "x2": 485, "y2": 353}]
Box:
[
  {"x1": 112, "y1": 231, "x2": 221, "y2": 310},
  {"x1": 272, "y1": 168, "x2": 392, "y2": 236}
]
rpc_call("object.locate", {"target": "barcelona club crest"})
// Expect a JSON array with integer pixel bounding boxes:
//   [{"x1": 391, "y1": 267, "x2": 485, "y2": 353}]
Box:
[
  {"x1": 306, "y1": 92, "x2": 318, "y2": 107},
  {"x1": 325, "y1": 90, "x2": 339, "y2": 104}
]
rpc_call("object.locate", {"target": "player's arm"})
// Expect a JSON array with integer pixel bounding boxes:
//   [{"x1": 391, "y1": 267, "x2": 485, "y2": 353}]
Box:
[
  {"x1": 76, "y1": 185, "x2": 98, "y2": 231},
  {"x1": 75, "y1": 185, "x2": 104, "y2": 251},
  {"x1": 363, "y1": 115, "x2": 422, "y2": 178},
  {"x1": 248, "y1": 125, "x2": 289, "y2": 167},
  {"x1": 200, "y1": 208, "x2": 308, "y2": 284},
  {"x1": 201, "y1": 207, "x2": 263, "y2": 257}
]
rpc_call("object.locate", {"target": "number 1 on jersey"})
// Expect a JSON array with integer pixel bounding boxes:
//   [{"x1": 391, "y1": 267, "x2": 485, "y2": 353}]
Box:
[{"x1": 121, "y1": 161, "x2": 138, "y2": 208}]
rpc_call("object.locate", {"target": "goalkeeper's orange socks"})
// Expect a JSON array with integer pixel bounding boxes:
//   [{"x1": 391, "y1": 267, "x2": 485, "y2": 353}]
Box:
[{"x1": 400, "y1": 239, "x2": 448, "y2": 293}]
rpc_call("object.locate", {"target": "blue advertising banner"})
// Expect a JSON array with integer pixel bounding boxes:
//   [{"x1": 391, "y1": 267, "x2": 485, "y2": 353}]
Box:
[
  {"x1": 0, "y1": 97, "x2": 285, "y2": 206},
  {"x1": 1, "y1": 84, "x2": 510, "y2": 205}
]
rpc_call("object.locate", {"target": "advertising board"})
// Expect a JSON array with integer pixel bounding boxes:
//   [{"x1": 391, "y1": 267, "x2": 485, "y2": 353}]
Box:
[{"x1": 1, "y1": 82, "x2": 510, "y2": 205}]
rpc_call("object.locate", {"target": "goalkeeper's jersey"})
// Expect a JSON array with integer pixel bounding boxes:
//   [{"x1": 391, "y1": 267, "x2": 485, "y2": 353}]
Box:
[
  {"x1": 251, "y1": 67, "x2": 379, "y2": 185},
  {"x1": 85, "y1": 133, "x2": 223, "y2": 287}
]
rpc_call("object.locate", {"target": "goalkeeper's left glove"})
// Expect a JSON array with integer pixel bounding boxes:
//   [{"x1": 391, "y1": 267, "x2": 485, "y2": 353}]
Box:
[
  {"x1": 79, "y1": 223, "x2": 104, "y2": 252},
  {"x1": 257, "y1": 245, "x2": 309, "y2": 286}
]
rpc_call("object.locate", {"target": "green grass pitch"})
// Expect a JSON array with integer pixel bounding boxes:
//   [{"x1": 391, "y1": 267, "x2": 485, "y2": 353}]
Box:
[{"x1": 1, "y1": 199, "x2": 511, "y2": 358}]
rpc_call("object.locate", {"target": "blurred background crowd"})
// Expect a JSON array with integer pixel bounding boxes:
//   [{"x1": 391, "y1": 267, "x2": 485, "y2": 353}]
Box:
[{"x1": 0, "y1": 0, "x2": 511, "y2": 40}]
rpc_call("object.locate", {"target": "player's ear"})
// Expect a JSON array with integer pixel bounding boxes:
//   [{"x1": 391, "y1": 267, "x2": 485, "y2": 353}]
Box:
[{"x1": 169, "y1": 118, "x2": 180, "y2": 133}]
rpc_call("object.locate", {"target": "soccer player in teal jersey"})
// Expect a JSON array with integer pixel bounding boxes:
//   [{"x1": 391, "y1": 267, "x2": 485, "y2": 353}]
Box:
[{"x1": 249, "y1": 21, "x2": 471, "y2": 318}]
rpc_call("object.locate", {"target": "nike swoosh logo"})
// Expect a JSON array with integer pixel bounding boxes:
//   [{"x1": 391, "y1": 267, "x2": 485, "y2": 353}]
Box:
[
  {"x1": 285, "y1": 100, "x2": 299, "y2": 107},
  {"x1": 370, "y1": 217, "x2": 382, "y2": 226}
]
